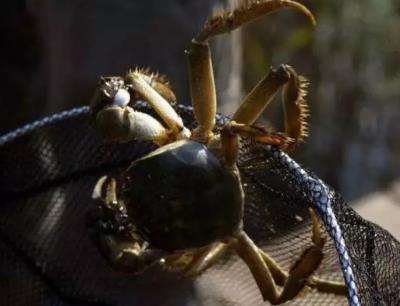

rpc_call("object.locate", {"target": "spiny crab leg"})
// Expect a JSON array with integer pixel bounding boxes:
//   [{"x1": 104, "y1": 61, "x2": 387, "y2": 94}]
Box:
[
  {"x1": 282, "y1": 65, "x2": 310, "y2": 147},
  {"x1": 232, "y1": 64, "x2": 309, "y2": 150},
  {"x1": 126, "y1": 70, "x2": 190, "y2": 139},
  {"x1": 215, "y1": 66, "x2": 308, "y2": 160}
]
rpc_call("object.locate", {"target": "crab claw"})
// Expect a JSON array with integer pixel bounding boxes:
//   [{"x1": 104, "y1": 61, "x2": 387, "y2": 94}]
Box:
[{"x1": 94, "y1": 105, "x2": 131, "y2": 141}]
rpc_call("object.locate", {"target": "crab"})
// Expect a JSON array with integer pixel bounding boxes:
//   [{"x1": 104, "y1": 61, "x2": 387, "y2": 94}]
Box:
[{"x1": 89, "y1": 0, "x2": 346, "y2": 304}]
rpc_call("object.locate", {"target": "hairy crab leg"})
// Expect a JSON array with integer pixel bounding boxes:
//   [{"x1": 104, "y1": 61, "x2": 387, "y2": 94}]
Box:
[
  {"x1": 125, "y1": 70, "x2": 190, "y2": 139},
  {"x1": 231, "y1": 65, "x2": 310, "y2": 150},
  {"x1": 282, "y1": 65, "x2": 310, "y2": 149}
]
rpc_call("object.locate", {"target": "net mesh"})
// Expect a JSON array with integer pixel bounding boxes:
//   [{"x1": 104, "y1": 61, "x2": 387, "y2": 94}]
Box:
[{"x1": 0, "y1": 105, "x2": 399, "y2": 306}]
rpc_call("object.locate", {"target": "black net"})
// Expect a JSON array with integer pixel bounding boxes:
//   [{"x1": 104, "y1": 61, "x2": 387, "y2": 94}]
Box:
[{"x1": 0, "y1": 104, "x2": 399, "y2": 306}]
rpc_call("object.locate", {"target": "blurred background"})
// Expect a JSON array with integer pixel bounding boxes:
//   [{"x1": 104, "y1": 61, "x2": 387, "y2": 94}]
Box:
[{"x1": 0, "y1": 0, "x2": 399, "y2": 238}]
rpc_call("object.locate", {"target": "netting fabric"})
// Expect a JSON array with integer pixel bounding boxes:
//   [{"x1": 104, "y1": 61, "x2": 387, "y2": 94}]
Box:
[{"x1": 0, "y1": 105, "x2": 399, "y2": 306}]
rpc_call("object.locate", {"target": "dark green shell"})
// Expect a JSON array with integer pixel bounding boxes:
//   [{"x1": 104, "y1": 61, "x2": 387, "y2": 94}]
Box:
[{"x1": 123, "y1": 140, "x2": 243, "y2": 251}]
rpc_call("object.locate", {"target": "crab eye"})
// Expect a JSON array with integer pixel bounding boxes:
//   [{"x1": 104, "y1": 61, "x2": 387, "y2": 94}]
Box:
[{"x1": 113, "y1": 88, "x2": 130, "y2": 107}]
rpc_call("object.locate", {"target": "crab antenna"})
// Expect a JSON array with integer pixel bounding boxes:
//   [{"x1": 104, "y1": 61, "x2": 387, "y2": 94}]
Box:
[{"x1": 197, "y1": 0, "x2": 316, "y2": 42}]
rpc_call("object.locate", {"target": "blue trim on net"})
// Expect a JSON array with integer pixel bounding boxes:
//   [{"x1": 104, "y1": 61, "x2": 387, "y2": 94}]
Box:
[
  {"x1": 265, "y1": 145, "x2": 360, "y2": 306},
  {"x1": 0, "y1": 106, "x2": 90, "y2": 146}
]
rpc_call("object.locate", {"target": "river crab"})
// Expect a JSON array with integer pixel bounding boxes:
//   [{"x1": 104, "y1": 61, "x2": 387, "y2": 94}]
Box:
[{"x1": 90, "y1": 0, "x2": 346, "y2": 304}]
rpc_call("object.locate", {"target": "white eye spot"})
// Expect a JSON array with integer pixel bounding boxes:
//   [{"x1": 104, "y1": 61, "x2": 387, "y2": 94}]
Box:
[{"x1": 113, "y1": 88, "x2": 130, "y2": 107}]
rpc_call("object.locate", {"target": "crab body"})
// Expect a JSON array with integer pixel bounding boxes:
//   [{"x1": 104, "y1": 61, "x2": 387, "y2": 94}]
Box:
[
  {"x1": 89, "y1": 1, "x2": 348, "y2": 304},
  {"x1": 122, "y1": 139, "x2": 243, "y2": 251}
]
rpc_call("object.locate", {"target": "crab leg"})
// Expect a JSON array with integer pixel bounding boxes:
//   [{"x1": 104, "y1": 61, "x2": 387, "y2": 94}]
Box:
[
  {"x1": 308, "y1": 278, "x2": 347, "y2": 295},
  {"x1": 220, "y1": 121, "x2": 293, "y2": 164},
  {"x1": 272, "y1": 208, "x2": 325, "y2": 301},
  {"x1": 131, "y1": 69, "x2": 177, "y2": 104},
  {"x1": 126, "y1": 70, "x2": 190, "y2": 139},
  {"x1": 183, "y1": 242, "x2": 228, "y2": 277},
  {"x1": 187, "y1": 0, "x2": 315, "y2": 144},
  {"x1": 187, "y1": 40, "x2": 217, "y2": 143},
  {"x1": 97, "y1": 234, "x2": 165, "y2": 273},
  {"x1": 230, "y1": 208, "x2": 338, "y2": 304},
  {"x1": 282, "y1": 65, "x2": 310, "y2": 147},
  {"x1": 197, "y1": 0, "x2": 315, "y2": 42},
  {"x1": 92, "y1": 176, "x2": 166, "y2": 273},
  {"x1": 230, "y1": 230, "x2": 282, "y2": 303},
  {"x1": 232, "y1": 65, "x2": 289, "y2": 125},
  {"x1": 259, "y1": 208, "x2": 346, "y2": 296},
  {"x1": 260, "y1": 249, "x2": 346, "y2": 295},
  {"x1": 231, "y1": 65, "x2": 309, "y2": 150},
  {"x1": 92, "y1": 176, "x2": 117, "y2": 207}
]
